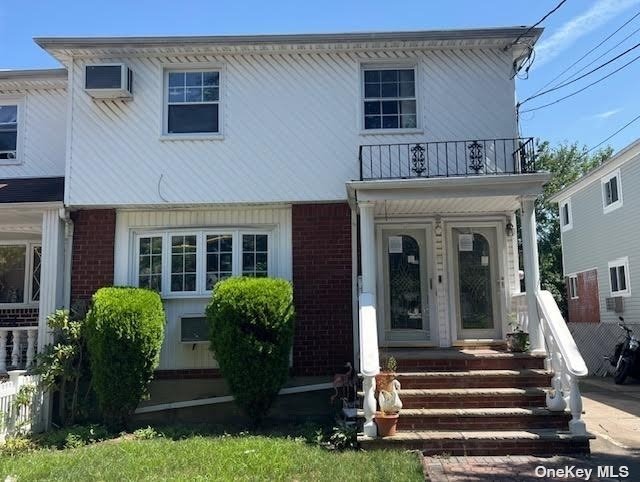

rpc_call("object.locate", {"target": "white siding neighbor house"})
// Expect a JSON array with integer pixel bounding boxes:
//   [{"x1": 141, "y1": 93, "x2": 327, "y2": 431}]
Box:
[
  {"x1": 551, "y1": 139, "x2": 640, "y2": 375},
  {"x1": 0, "y1": 27, "x2": 593, "y2": 455}
]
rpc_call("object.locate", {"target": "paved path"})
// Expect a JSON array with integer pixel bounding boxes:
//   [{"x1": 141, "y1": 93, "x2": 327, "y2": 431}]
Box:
[{"x1": 423, "y1": 376, "x2": 640, "y2": 481}]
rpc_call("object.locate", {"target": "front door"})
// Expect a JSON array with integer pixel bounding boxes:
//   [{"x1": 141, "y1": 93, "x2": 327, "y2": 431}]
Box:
[
  {"x1": 452, "y1": 227, "x2": 502, "y2": 340},
  {"x1": 379, "y1": 227, "x2": 434, "y2": 344}
]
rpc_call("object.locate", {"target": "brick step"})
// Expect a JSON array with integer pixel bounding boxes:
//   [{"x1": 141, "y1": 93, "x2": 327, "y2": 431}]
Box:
[
  {"x1": 358, "y1": 429, "x2": 593, "y2": 456},
  {"x1": 393, "y1": 352, "x2": 546, "y2": 371},
  {"x1": 358, "y1": 387, "x2": 548, "y2": 409},
  {"x1": 392, "y1": 369, "x2": 552, "y2": 389},
  {"x1": 357, "y1": 407, "x2": 570, "y2": 431}
]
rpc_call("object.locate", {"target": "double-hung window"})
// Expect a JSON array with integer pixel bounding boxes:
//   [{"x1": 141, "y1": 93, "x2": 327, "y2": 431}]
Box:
[
  {"x1": 165, "y1": 70, "x2": 220, "y2": 135},
  {"x1": 609, "y1": 257, "x2": 630, "y2": 297},
  {"x1": 602, "y1": 170, "x2": 622, "y2": 213},
  {"x1": 0, "y1": 101, "x2": 19, "y2": 162},
  {"x1": 559, "y1": 199, "x2": 572, "y2": 232},
  {"x1": 363, "y1": 67, "x2": 417, "y2": 130},
  {"x1": 135, "y1": 229, "x2": 271, "y2": 297},
  {"x1": 568, "y1": 274, "x2": 578, "y2": 299},
  {"x1": 0, "y1": 243, "x2": 41, "y2": 305}
]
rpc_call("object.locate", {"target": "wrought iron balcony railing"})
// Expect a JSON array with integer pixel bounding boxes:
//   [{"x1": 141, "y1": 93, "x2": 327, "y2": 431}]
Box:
[{"x1": 358, "y1": 137, "x2": 537, "y2": 181}]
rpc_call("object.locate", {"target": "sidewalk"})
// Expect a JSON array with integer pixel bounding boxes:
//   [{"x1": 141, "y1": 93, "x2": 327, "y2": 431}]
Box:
[{"x1": 423, "y1": 376, "x2": 640, "y2": 481}]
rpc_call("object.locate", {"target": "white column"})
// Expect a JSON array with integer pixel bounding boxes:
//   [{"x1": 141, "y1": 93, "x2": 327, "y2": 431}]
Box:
[
  {"x1": 359, "y1": 201, "x2": 376, "y2": 295},
  {"x1": 0, "y1": 330, "x2": 7, "y2": 372},
  {"x1": 520, "y1": 198, "x2": 544, "y2": 353},
  {"x1": 26, "y1": 329, "x2": 37, "y2": 369},
  {"x1": 11, "y1": 330, "x2": 21, "y2": 368}
]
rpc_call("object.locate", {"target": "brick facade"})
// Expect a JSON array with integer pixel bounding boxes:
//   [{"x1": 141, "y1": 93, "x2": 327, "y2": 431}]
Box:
[
  {"x1": 566, "y1": 269, "x2": 600, "y2": 323},
  {"x1": 0, "y1": 307, "x2": 38, "y2": 327},
  {"x1": 70, "y1": 209, "x2": 116, "y2": 308},
  {"x1": 292, "y1": 203, "x2": 353, "y2": 376}
]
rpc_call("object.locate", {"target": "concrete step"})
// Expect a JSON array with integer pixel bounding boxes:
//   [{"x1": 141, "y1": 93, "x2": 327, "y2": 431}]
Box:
[
  {"x1": 392, "y1": 369, "x2": 552, "y2": 389},
  {"x1": 358, "y1": 387, "x2": 548, "y2": 409},
  {"x1": 357, "y1": 407, "x2": 570, "y2": 431},
  {"x1": 388, "y1": 349, "x2": 546, "y2": 372},
  {"x1": 358, "y1": 429, "x2": 594, "y2": 456}
]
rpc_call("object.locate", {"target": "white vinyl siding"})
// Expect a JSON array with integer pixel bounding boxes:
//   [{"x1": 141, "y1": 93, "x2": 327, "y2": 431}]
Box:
[
  {"x1": 560, "y1": 198, "x2": 572, "y2": 232},
  {"x1": 608, "y1": 257, "x2": 630, "y2": 297},
  {"x1": 601, "y1": 169, "x2": 622, "y2": 213}
]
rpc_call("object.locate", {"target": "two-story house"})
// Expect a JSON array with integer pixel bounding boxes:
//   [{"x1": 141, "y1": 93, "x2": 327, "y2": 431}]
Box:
[
  {"x1": 551, "y1": 138, "x2": 640, "y2": 375},
  {"x1": 0, "y1": 27, "x2": 593, "y2": 455}
]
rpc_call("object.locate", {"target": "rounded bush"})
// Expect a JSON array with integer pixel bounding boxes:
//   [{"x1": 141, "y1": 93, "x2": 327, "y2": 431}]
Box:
[
  {"x1": 206, "y1": 277, "x2": 295, "y2": 424},
  {"x1": 84, "y1": 287, "x2": 165, "y2": 428}
]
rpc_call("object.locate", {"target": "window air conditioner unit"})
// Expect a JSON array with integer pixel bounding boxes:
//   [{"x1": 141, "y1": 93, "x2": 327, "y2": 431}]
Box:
[
  {"x1": 180, "y1": 316, "x2": 209, "y2": 344},
  {"x1": 605, "y1": 297, "x2": 624, "y2": 313},
  {"x1": 84, "y1": 63, "x2": 133, "y2": 99}
]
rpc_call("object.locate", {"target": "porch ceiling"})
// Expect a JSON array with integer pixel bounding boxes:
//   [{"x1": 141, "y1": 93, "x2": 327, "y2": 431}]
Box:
[
  {"x1": 373, "y1": 197, "x2": 520, "y2": 216},
  {"x1": 0, "y1": 209, "x2": 45, "y2": 236}
]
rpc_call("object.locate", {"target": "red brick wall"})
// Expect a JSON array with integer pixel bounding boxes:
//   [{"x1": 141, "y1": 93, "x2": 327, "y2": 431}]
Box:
[
  {"x1": 567, "y1": 269, "x2": 600, "y2": 323},
  {"x1": 292, "y1": 203, "x2": 353, "y2": 376},
  {"x1": 0, "y1": 308, "x2": 38, "y2": 327},
  {"x1": 71, "y1": 210, "x2": 116, "y2": 307}
]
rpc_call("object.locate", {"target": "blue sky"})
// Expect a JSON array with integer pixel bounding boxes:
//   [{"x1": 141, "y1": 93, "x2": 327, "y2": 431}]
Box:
[{"x1": 1, "y1": 0, "x2": 638, "y2": 152}]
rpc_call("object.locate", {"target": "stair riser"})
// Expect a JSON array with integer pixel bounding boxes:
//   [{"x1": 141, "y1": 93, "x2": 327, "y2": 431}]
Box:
[
  {"x1": 396, "y1": 375, "x2": 552, "y2": 389},
  {"x1": 397, "y1": 358, "x2": 545, "y2": 371},
  {"x1": 400, "y1": 394, "x2": 546, "y2": 409},
  {"x1": 361, "y1": 439, "x2": 590, "y2": 456},
  {"x1": 397, "y1": 415, "x2": 570, "y2": 431}
]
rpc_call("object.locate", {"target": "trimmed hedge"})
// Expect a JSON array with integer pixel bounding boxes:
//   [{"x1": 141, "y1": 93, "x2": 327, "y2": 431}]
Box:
[
  {"x1": 84, "y1": 287, "x2": 165, "y2": 428},
  {"x1": 206, "y1": 277, "x2": 295, "y2": 424}
]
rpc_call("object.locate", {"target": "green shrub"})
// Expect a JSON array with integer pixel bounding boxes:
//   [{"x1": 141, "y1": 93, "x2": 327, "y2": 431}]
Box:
[
  {"x1": 84, "y1": 287, "x2": 165, "y2": 428},
  {"x1": 132, "y1": 426, "x2": 163, "y2": 440},
  {"x1": 206, "y1": 277, "x2": 295, "y2": 424}
]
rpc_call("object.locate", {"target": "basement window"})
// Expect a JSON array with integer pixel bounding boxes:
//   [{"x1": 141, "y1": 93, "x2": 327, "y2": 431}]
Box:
[{"x1": 568, "y1": 274, "x2": 578, "y2": 299}]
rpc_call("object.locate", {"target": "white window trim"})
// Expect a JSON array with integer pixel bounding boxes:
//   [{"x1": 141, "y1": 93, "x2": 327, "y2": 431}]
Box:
[
  {"x1": 160, "y1": 64, "x2": 225, "y2": 140},
  {"x1": 0, "y1": 96, "x2": 25, "y2": 166},
  {"x1": 601, "y1": 169, "x2": 623, "y2": 214},
  {"x1": 568, "y1": 274, "x2": 579, "y2": 299},
  {"x1": 608, "y1": 257, "x2": 631, "y2": 297},
  {"x1": 358, "y1": 61, "x2": 423, "y2": 135},
  {"x1": 0, "y1": 240, "x2": 41, "y2": 308},
  {"x1": 133, "y1": 228, "x2": 274, "y2": 299},
  {"x1": 560, "y1": 198, "x2": 573, "y2": 232}
]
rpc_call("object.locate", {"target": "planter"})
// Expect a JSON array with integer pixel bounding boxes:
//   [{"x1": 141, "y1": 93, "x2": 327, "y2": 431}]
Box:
[
  {"x1": 506, "y1": 332, "x2": 530, "y2": 352},
  {"x1": 375, "y1": 412, "x2": 399, "y2": 437},
  {"x1": 375, "y1": 372, "x2": 396, "y2": 394}
]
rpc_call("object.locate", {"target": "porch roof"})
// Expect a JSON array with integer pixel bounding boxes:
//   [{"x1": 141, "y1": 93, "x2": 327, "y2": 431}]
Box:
[{"x1": 0, "y1": 177, "x2": 65, "y2": 204}]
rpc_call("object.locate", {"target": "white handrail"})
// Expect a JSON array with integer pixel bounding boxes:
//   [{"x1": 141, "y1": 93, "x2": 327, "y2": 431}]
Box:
[{"x1": 359, "y1": 292, "x2": 379, "y2": 438}]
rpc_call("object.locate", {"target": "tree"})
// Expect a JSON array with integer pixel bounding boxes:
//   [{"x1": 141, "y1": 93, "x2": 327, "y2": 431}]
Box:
[{"x1": 533, "y1": 141, "x2": 612, "y2": 315}]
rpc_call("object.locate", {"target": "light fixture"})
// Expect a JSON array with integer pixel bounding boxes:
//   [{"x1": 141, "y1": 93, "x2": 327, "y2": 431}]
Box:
[{"x1": 506, "y1": 222, "x2": 514, "y2": 237}]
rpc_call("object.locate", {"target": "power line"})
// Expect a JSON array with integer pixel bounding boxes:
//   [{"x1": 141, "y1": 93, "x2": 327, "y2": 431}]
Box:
[
  {"x1": 520, "y1": 51, "x2": 640, "y2": 113},
  {"x1": 520, "y1": 40, "x2": 640, "y2": 105},
  {"x1": 533, "y1": 10, "x2": 640, "y2": 95},
  {"x1": 586, "y1": 113, "x2": 640, "y2": 155},
  {"x1": 505, "y1": 0, "x2": 569, "y2": 51}
]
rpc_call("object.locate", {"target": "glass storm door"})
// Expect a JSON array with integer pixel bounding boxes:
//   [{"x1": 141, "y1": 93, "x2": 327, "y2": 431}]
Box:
[
  {"x1": 381, "y1": 228, "x2": 432, "y2": 343},
  {"x1": 452, "y1": 227, "x2": 501, "y2": 339}
]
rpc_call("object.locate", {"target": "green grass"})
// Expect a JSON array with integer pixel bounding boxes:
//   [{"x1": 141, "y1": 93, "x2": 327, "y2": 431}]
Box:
[{"x1": 0, "y1": 435, "x2": 424, "y2": 481}]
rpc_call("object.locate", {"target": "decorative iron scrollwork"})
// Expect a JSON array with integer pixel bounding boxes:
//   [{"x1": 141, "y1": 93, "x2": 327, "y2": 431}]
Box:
[
  {"x1": 411, "y1": 144, "x2": 426, "y2": 176},
  {"x1": 468, "y1": 141, "x2": 484, "y2": 173}
]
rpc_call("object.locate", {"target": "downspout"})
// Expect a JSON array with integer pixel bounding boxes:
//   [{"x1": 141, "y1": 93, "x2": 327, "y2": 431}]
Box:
[{"x1": 58, "y1": 208, "x2": 73, "y2": 311}]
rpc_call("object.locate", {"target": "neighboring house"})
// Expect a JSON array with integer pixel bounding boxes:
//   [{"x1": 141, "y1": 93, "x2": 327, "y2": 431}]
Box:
[
  {"x1": 550, "y1": 139, "x2": 640, "y2": 375},
  {"x1": 0, "y1": 27, "x2": 593, "y2": 455}
]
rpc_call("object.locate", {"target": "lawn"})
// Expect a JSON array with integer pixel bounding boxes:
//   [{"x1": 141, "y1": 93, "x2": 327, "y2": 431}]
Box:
[{"x1": 0, "y1": 434, "x2": 424, "y2": 481}]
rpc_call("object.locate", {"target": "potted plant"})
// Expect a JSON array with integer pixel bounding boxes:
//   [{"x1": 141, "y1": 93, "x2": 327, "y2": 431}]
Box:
[
  {"x1": 375, "y1": 356, "x2": 397, "y2": 394},
  {"x1": 506, "y1": 316, "x2": 530, "y2": 353},
  {"x1": 374, "y1": 356, "x2": 402, "y2": 437}
]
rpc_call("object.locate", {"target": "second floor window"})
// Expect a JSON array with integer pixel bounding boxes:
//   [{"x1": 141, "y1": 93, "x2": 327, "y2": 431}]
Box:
[
  {"x1": 0, "y1": 104, "x2": 18, "y2": 160},
  {"x1": 363, "y1": 68, "x2": 416, "y2": 130},
  {"x1": 166, "y1": 70, "x2": 220, "y2": 134},
  {"x1": 601, "y1": 170, "x2": 622, "y2": 213},
  {"x1": 559, "y1": 199, "x2": 572, "y2": 231}
]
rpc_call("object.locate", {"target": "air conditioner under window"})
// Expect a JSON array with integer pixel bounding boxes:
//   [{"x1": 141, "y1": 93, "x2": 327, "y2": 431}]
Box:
[
  {"x1": 606, "y1": 296, "x2": 624, "y2": 313},
  {"x1": 180, "y1": 316, "x2": 209, "y2": 344},
  {"x1": 84, "y1": 63, "x2": 133, "y2": 99}
]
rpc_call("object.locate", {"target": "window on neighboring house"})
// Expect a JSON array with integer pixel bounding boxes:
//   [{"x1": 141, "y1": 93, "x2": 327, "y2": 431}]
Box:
[
  {"x1": 138, "y1": 236, "x2": 162, "y2": 292},
  {"x1": 609, "y1": 257, "x2": 630, "y2": 296},
  {"x1": 560, "y1": 199, "x2": 572, "y2": 231},
  {"x1": 568, "y1": 275, "x2": 578, "y2": 299},
  {"x1": 363, "y1": 68, "x2": 417, "y2": 130},
  {"x1": 170, "y1": 235, "x2": 197, "y2": 292},
  {"x1": 602, "y1": 170, "x2": 622, "y2": 213},
  {"x1": 242, "y1": 234, "x2": 269, "y2": 277},
  {"x1": 0, "y1": 103, "x2": 18, "y2": 161},
  {"x1": 166, "y1": 70, "x2": 220, "y2": 134},
  {"x1": 0, "y1": 243, "x2": 41, "y2": 305}
]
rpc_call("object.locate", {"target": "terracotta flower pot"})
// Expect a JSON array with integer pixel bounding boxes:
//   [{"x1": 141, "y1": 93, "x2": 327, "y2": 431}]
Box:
[
  {"x1": 506, "y1": 332, "x2": 530, "y2": 352},
  {"x1": 375, "y1": 372, "x2": 396, "y2": 394},
  {"x1": 375, "y1": 412, "x2": 399, "y2": 437}
]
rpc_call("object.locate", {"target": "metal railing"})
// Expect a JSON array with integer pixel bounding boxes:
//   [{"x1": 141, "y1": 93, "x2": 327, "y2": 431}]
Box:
[{"x1": 358, "y1": 137, "x2": 536, "y2": 181}]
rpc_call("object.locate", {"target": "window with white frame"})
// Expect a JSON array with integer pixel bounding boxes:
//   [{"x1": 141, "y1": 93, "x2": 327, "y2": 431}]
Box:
[
  {"x1": 560, "y1": 199, "x2": 573, "y2": 231},
  {"x1": 165, "y1": 70, "x2": 220, "y2": 135},
  {"x1": 568, "y1": 274, "x2": 578, "y2": 299},
  {"x1": 609, "y1": 257, "x2": 630, "y2": 296},
  {"x1": 602, "y1": 170, "x2": 622, "y2": 213},
  {"x1": 363, "y1": 67, "x2": 417, "y2": 130},
  {"x1": 0, "y1": 243, "x2": 41, "y2": 305},
  {"x1": 0, "y1": 102, "x2": 19, "y2": 161},
  {"x1": 135, "y1": 229, "x2": 271, "y2": 297}
]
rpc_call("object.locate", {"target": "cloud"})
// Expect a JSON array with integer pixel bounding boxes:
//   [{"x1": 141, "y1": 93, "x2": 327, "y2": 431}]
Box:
[
  {"x1": 592, "y1": 108, "x2": 622, "y2": 119},
  {"x1": 534, "y1": 0, "x2": 640, "y2": 67}
]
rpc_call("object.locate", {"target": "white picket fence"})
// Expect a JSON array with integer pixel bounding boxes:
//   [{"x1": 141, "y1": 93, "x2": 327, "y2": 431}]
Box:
[{"x1": 0, "y1": 371, "x2": 45, "y2": 442}]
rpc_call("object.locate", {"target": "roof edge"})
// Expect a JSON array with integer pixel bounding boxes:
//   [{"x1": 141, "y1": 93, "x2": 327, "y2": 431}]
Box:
[{"x1": 0, "y1": 68, "x2": 67, "y2": 81}]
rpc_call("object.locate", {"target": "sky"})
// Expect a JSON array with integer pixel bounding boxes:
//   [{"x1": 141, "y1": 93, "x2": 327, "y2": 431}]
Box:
[{"x1": 0, "y1": 0, "x2": 639, "y2": 153}]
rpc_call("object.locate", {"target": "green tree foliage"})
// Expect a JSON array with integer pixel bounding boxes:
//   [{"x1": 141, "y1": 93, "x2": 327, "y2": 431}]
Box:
[
  {"x1": 206, "y1": 277, "x2": 295, "y2": 425},
  {"x1": 534, "y1": 141, "x2": 612, "y2": 314},
  {"x1": 84, "y1": 287, "x2": 165, "y2": 429}
]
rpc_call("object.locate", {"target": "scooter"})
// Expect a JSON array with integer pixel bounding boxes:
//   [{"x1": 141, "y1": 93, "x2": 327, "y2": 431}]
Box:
[{"x1": 608, "y1": 317, "x2": 640, "y2": 384}]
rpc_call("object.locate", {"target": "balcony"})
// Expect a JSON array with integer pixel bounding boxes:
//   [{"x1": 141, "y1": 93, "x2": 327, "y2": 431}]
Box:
[{"x1": 358, "y1": 137, "x2": 537, "y2": 181}]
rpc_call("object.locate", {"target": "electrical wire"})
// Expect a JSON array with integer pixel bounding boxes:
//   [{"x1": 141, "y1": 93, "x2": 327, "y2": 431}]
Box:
[
  {"x1": 505, "y1": 0, "x2": 568, "y2": 51},
  {"x1": 585, "y1": 113, "x2": 640, "y2": 155}
]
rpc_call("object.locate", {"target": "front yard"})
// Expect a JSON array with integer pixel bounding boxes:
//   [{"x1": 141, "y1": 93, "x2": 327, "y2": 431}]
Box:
[{"x1": 0, "y1": 432, "x2": 424, "y2": 481}]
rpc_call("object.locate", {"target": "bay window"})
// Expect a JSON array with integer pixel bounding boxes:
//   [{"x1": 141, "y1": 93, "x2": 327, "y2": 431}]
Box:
[{"x1": 0, "y1": 242, "x2": 41, "y2": 305}]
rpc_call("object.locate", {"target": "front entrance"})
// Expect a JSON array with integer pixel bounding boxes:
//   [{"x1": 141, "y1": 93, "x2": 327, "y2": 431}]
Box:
[
  {"x1": 451, "y1": 226, "x2": 503, "y2": 340},
  {"x1": 377, "y1": 225, "x2": 436, "y2": 345}
]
